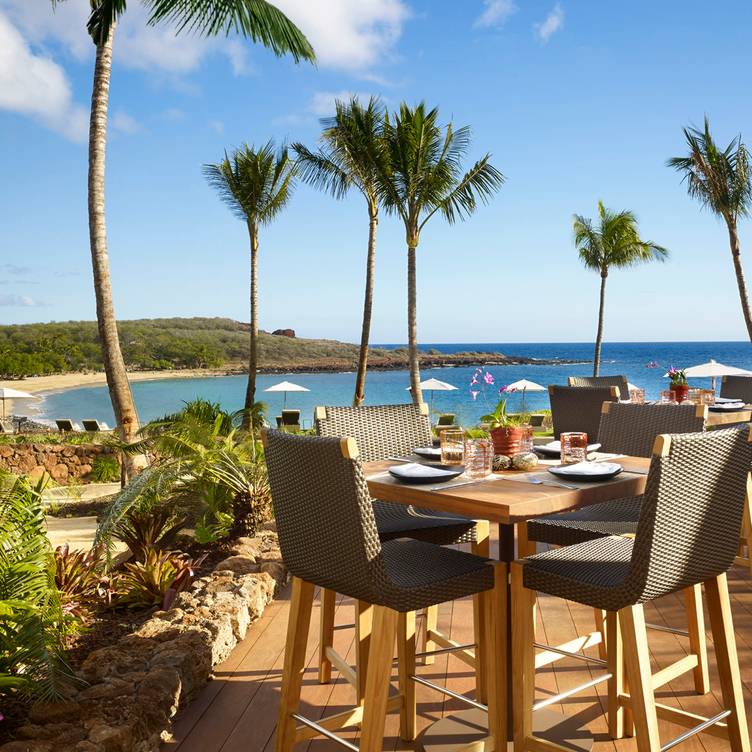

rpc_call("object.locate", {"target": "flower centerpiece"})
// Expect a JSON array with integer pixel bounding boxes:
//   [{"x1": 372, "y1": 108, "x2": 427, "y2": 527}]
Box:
[
  {"x1": 470, "y1": 369, "x2": 528, "y2": 455},
  {"x1": 667, "y1": 366, "x2": 689, "y2": 402}
]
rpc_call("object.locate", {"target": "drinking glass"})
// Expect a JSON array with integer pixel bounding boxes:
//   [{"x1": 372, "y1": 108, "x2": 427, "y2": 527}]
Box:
[
  {"x1": 463, "y1": 438, "x2": 493, "y2": 479},
  {"x1": 519, "y1": 424, "x2": 534, "y2": 453},
  {"x1": 659, "y1": 390, "x2": 676, "y2": 404},
  {"x1": 560, "y1": 432, "x2": 588, "y2": 464},
  {"x1": 440, "y1": 430, "x2": 465, "y2": 466},
  {"x1": 628, "y1": 388, "x2": 645, "y2": 404}
]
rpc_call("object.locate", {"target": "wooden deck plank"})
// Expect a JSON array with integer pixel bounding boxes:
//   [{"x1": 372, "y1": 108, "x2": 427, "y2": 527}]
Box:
[{"x1": 166, "y1": 551, "x2": 752, "y2": 752}]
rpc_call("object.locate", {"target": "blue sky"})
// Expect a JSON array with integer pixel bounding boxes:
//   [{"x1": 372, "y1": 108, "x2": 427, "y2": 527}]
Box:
[{"x1": 1, "y1": 0, "x2": 752, "y2": 344}]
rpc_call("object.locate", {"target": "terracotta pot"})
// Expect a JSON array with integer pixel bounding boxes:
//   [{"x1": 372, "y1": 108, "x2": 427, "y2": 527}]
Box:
[
  {"x1": 490, "y1": 425, "x2": 525, "y2": 456},
  {"x1": 670, "y1": 383, "x2": 689, "y2": 403}
]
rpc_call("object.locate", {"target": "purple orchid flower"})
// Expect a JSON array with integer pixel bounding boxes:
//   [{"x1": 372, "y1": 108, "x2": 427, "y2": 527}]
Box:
[
  {"x1": 483, "y1": 371, "x2": 494, "y2": 385},
  {"x1": 470, "y1": 390, "x2": 479, "y2": 401}
]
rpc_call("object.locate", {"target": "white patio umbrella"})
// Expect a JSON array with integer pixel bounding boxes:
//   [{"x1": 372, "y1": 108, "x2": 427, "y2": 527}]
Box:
[
  {"x1": 0, "y1": 387, "x2": 39, "y2": 420},
  {"x1": 264, "y1": 380, "x2": 310, "y2": 409},
  {"x1": 406, "y1": 377, "x2": 458, "y2": 412},
  {"x1": 505, "y1": 379, "x2": 545, "y2": 414},
  {"x1": 669, "y1": 360, "x2": 752, "y2": 392}
]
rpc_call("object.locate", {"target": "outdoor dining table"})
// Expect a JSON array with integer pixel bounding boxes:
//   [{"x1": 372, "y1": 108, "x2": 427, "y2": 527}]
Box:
[
  {"x1": 705, "y1": 407, "x2": 752, "y2": 426},
  {"x1": 364, "y1": 454, "x2": 651, "y2": 752}
]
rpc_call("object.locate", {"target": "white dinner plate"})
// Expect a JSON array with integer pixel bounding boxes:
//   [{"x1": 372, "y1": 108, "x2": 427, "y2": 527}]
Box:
[
  {"x1": 535, "y1": 441, "x2": 601, "y2": 457},
  {"x1": 412, "y1": 446, "x2": 442, "y2": 460},
  {"x1": 548, "y1": 462, "x2": 622, "y2": 482},
  {"x1": 708, "y1": 403, "x2": 747, "y2": 412},
  {"x1": 388, "y1": 462, "x2": 464, "y2": 484}
]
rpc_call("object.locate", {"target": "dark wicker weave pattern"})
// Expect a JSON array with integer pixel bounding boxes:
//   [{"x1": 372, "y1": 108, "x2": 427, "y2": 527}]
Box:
[
  {"x1": 528, "y1": 402, "x2": 707, "y2": 546},
  {"x1": 523, "y1": 427, "x2": 752, "y2": 611},
  {"x1": 720, "y1": 375, "x2": 752, "y2": 403},
  {"x1": 265, "y1": 430, "x2": 494, "y2": 612},
  {"x1": 548, "y1": 385, "x2": 619, "y2": 442},
  {"x1": 568, "y1": 374, "x2": 629, "y2": 399},
  {"x1": 316, "y1": 403, "x2": 476, "y2": 545}
]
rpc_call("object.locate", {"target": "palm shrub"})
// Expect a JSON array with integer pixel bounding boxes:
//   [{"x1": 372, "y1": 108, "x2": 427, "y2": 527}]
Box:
[
  {"x1": 668, "y1": 117, "x2": 752, "y2": 339},
  {"x1": 0, "y1": 476, "x2": 76, "y2": 700},
  {"x1": 370, "y1": 103, "x2": 504, "y2": 403},
  {"x1": 573, "y1": 201, "x2": 668, "y2": 376}
]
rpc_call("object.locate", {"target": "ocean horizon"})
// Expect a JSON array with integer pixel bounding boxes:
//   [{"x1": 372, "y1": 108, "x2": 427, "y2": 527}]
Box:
[{"x1": 34, "y1": 340, "x2": 752, "y2": 428}]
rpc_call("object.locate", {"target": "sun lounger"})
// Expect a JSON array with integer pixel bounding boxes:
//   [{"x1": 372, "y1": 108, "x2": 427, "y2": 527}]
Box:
[
  {"x1": 55, "y1": 419, "x2": 77, "y2": 433},
  {"x1": 82, "y1": 419, "x2": 110, "y2": 432}
]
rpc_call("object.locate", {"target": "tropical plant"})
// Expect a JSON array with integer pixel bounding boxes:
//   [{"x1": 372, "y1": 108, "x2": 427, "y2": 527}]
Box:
[
  {"x1": 204, "y1": 143, "x2": 297, "y2": 426},
  {"x1": 53, "y1": 545, "x2": 108, "y2": 620},
  {"x1": 48, "y1": 1, "x2": 314, "y2": 459},
  {"x1": 573, "y1": 201, "x2": 669, "y2": 376},
  {"x1": 293, "y1": 97, "x2": 387, "y2": 406},
  {"x1": 0, "y1": 477, "x2": 77, "y2": 700},
  {"x1": 370, "y1": 103, "x2": 504, "y2": 404},
  {"x1": 90, "y1": 454, "x2": 121, "y2": 483},
  {"x1": 667, "y1": 366, "x2": 687, "y2": 386},
  {"x1": 114, "y1": 507, "x2": 186, "y2": 562},
  {"x1": 117, "y1": 550, "x2": 204, "y2": 611},
  {"x1": 668, "y1": 117, "x2": 752, "y2": 340}
]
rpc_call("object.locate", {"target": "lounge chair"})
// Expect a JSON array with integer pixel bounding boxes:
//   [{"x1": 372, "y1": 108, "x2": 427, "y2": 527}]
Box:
[
  {"x1": 280, "y1": 409, "x2": 301, "y2": 431},
  {"x1": 56, "y1": 419, "x2": 76, "y2": 433},
  {"x1": 82, "y1": 419, "x2": 110, "y2": 432},
  {"x1": 0, "y1": 420, "x2": 13, "y2": 435},
  {"x1": 567, "y1": 374, "x2": 629, "y2": 400},
  {"x1": 720, "y1": 374, "x2": 752, "y2": 404}
]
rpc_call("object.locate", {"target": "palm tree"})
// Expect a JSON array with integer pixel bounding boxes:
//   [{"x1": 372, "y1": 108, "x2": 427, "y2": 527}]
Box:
[
  {"x1": 50, "y1": 1, "x2": 313, "y2": 456},
  {"x1": 668, "y1": 117, "x2": 752, "y2": 339},
  {"x1": 204, "y1": 142, "x2": 297, "y2": 426},
  {"x1": 371, "y1": 103, "x2": 504, "y2": 404},
  {"x1": 293, "y1": 97, "x2": 386, "y2": 406},
  {"x1": 574, "y1": 201, "x2": 669, "y2": 376}
]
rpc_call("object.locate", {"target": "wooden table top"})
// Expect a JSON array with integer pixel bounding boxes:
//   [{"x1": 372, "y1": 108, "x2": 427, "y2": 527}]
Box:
[
  {"x1": 364, "y1": 456, "x2": 650, "y2": 525},
  {"x1": 706, "y1": 408, "x2": 752, "y2": 426}
]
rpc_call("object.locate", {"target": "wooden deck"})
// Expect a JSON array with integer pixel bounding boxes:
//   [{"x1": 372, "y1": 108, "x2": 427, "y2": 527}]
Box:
[{"x1": 165, "y1": 533, "x2": 752, "y2": 752}]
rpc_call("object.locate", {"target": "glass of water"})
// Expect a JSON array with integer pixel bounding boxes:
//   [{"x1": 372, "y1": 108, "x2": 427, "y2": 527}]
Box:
[
  {"x1": 560, "y1": 432, "x2": 588, "y2": 464},
  {"x1": 440, "y1": 430, "x2": 465, "y2": 466}
]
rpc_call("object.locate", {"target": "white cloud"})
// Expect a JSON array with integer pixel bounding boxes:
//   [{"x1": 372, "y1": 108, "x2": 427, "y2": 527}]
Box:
[
  {"x1": 273, "y1": 0, "x2": 409, "y2": 71},
  {"x1": 208, "y1": 120, "x2": 225, "y2": 134},
  {"x1": 0, "y1": 11, "x2": 87, "y2": 142},
  {"x1": 474, "y1": 0, "x2": 517, "y2": 29},
  {"x1": 309, "y1": 90, "x2": 375, "y2": 117},
  {"x1": 111, "y1": 111, "x2": 141, "y2": 134},
  {"x1": 1, "y1": 264, "x2": 31, "y2": 275},
  {"x1": 534, "y1": 3, "x2": 564, "y2": 43},
  {"x1": 0, "y1": 294, "x2": 43, "y2": 307}
]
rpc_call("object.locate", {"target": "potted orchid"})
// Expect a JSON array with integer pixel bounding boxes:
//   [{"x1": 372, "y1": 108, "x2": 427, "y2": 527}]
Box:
[
  {"x1": 470, "y1": 369, "x2": 528, "y2": 456},
  {"x1": 667, "y1": 366, "x2": 689, "y2": 403}
]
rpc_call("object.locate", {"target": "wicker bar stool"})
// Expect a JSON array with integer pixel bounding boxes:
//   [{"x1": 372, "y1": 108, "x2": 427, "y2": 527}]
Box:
[
  {"x1": 567, "y1": 374, "x2": 630, "y2": 399},
  {"x1": 524, "y1": 402, "x2": 711, "y2": 692},
  {"x1": 264, "y1": 430, "x2": 505, "y2": 752},
  {"x1": 314, "y1": 403, "x2": 486, "y2": 695},
  {"x1": 548, "y1": 384, "x2": 620, "y2": 442},
  {"x1": 512, "y1": 426, "x2": 752, "y2": 752}
]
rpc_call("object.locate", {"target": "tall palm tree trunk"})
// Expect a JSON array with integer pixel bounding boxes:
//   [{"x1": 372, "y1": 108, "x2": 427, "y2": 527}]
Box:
[
  {"x1": 353, "y1": 207, "x2": 378, "y2": 406},
  {"x1": 244, "y1": 223, "x2": 259, "y2": 427},
  {"x1": 592, "y1": 270, "x2": 607, "y2": 376},
  {"x1": 88, "y1": 27, "x2": 140, "y2": 458},
  {"x1": 727, "y1": 221, "x2": 752, "y2": 340},
  {"x1": 407, "y1": 242, "x2": 423, "y2": 405}
]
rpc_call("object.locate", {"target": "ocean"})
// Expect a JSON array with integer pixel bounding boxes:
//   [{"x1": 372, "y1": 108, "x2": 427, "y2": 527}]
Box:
[{"x1": 35, "y1": 341, "x2": 752, "y2": 428}]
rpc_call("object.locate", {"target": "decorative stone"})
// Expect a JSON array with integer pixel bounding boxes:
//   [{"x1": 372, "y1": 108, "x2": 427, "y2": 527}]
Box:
[
  {"x1": 28, "y1": 700, "x2": 82, "y2": 725},
  {"x1": 213, "y1": 554, "x2": 259, "y2": 574},
  {"x1": 492, "y1": 454, "x2": 512, "y2": 471},
  {"x1": 512, "y1": 452, "x2": 539, "y2": 471}
]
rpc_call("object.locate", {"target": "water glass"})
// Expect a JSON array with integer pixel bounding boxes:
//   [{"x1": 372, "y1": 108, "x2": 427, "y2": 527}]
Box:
[
  {"x1": 659, "y1": 389, "x2": 676, "y2": 404},
  {"x1": 463, "y1": 438, "x2": 493, "y2": 479},
  {"x1": 440, "y1": 430, "x2": 465, "y2": 466},
  {"x1": 519, "y1": 424, "x2": 534, "y2": 453},
  {"x1": 560, "y1": 432, "x2": 588, "y2": 464},
  {"x1": 628, "y1": 388, "x2": 645, "y2": 404}
]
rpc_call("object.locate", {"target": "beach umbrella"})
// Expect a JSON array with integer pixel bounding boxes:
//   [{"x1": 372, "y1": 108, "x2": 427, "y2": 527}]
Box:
[
  {"x1": 505, "y1": 378, "x2": 545, "y2": 414},
  {"x1": 264, "y1": 380, "x2": 310, "y2": 409},
  {"x1": 406, "y1": 377, "x2": 458, "y2": 412},
  {"x1": 0, "y1": 387, "x2": 39, "y2": 420},
  {"x1": 667, "y1": 360, "x2": 752, "y2": 392}
]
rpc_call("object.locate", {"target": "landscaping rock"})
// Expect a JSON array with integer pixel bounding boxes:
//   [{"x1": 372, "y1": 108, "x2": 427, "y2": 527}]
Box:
[{"x1": 213, "y1": 554, "x2": 259, "y2": 574}]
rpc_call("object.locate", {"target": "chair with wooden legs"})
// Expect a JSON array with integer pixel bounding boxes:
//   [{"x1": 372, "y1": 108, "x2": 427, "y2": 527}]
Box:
[
  {"x1": 523, "y1": 402, "x2": 711, "y2": 694},
  {"x1": 512, "y1": 426, "x2": 752, "y2": 752},
  {"x1": 314, "y1": 403, "x2": 486, "y2": 693},
  {"x1": 548, "y1": 384, "x2": 620, "y2": 442},
  {"x1": 263, "y1": 430, "x2": 506, "y2": 752}
]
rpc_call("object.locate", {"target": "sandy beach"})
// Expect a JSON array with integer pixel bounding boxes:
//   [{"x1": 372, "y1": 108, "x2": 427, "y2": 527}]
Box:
[{"x1": 0, "y1": 369, "x2": 233, "y2": 417}]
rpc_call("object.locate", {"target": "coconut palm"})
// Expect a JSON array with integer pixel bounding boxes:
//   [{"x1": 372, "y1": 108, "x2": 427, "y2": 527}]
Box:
[
  {"x1": 49, "y1": 1, "x2": 313, "y2": 457},
  {"x1": 293, "y1": 97, "x2": 386, "y2": 406},
  {"x1": 371, "y1": 103, "x2": 504, "y2": 404},
  {"x1": 204, "y1": 142, "x2": 297, "y2": 425},
  {"x1": 668, "y1": 117, "x2": 752, "y2": 339},
  {"x1": 574, "y1": 201, "x2": 669, "y2": 376}
]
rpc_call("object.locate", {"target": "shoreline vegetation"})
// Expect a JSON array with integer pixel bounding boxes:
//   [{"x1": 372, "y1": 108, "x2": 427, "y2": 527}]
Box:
[{"x1": 0, "y1": 317, "x2": 582, "y2": 390}]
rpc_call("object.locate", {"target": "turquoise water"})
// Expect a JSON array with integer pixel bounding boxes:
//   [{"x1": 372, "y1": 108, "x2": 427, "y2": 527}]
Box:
[{"x1": 35, "y1": 341, "x2": 752, "y2": 428}]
